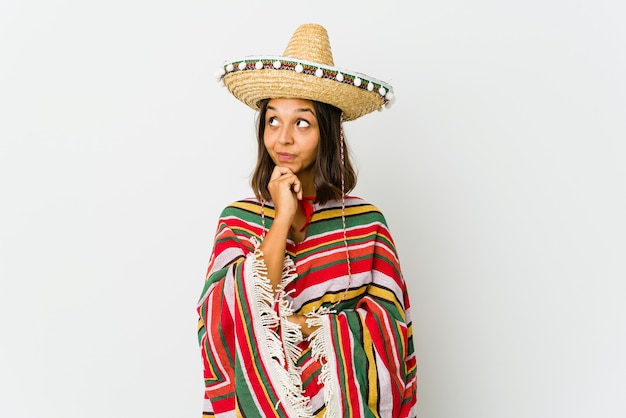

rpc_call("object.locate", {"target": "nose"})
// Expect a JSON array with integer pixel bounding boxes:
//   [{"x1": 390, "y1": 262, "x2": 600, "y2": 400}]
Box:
[{"x1": 277, "y1": 126, "x2": 294, "y2": 145}]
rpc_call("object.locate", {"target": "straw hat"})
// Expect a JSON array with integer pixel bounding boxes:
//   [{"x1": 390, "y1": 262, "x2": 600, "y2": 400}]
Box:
[{"x1": 216, "y1": 23, "x2": 395, "y2": 121}]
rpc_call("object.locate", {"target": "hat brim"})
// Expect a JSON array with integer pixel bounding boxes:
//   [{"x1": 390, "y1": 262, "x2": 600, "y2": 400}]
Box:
[{"x1": 220, "y1": 57, "x2": 393, "y2": 121}]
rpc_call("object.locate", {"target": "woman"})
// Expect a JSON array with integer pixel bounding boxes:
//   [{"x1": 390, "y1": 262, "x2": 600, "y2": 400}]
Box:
[{"x1": 197, "y1": 23, "x2": 417, "y2": 417}]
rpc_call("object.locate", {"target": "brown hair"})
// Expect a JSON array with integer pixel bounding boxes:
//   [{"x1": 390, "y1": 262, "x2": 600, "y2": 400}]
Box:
[{"x1": 251, "y1": 99, "x2": 357, "y2": 205}]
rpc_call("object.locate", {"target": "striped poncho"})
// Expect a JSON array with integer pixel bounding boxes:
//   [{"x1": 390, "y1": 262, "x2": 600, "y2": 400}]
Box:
[{"x1": 197, "y1": 197, "x2": 417, "y2": 417}]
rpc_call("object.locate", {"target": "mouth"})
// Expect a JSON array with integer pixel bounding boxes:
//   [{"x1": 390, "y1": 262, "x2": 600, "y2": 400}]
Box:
[{"x1": 277, "y1": 152, "x2": 295, "y2": 163}]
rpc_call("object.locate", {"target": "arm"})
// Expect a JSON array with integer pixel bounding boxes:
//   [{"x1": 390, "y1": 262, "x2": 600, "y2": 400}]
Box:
[{"x1": 258, "y1": 166, "x2": 302, "y2": 289}]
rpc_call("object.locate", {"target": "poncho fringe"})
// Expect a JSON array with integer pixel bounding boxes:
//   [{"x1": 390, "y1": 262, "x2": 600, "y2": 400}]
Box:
[{"x1": 246, "y1": 242, "x2": 314, "y2": 417}]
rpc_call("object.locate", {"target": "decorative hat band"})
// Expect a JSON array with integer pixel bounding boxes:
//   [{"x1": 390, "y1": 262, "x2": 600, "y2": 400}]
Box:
[
  {"x1": 217, "y1": 23, "x2": 395, "y2": 121},
  {"x1": 217, "y1": 55, "x2": 395, "y2": 107}
]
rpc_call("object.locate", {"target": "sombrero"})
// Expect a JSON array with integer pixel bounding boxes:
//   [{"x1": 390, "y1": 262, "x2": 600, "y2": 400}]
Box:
[{"x1": 216, "y1": 23, "x2": 395, "y2": 121}]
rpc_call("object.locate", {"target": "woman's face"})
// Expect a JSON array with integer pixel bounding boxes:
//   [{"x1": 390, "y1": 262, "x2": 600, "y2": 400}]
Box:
[{"x1": 263, "y1": 98, "x2": 320, "y2": 181}]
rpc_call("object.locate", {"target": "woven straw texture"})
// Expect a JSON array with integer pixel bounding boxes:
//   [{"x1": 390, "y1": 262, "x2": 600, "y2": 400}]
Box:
[
  {"x1": 221, "y1": 23, "x2": 388, "y2": 121},
  {"x1": 282, "y1": 23, "x2": 334, "y2": 65}
]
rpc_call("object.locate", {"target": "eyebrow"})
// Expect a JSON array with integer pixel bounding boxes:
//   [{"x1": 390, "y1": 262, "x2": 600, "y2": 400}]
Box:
[{"x1": 267, "y1": 105, "x2": 315, "y2": 115}]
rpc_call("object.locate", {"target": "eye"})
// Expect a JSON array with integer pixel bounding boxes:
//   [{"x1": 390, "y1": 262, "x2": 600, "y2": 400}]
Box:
[
  {"x1": 296, "y1": 119, "x2": 310, "y2": 128},
  {"x1": 267, "y1": 116, "x2": 278, "y2": 127}
]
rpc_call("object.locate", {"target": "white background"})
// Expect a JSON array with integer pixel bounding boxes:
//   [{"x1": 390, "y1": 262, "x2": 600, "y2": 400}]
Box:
[{"x1": 1, "y1": 1, "x2": 625, "y2": 417}]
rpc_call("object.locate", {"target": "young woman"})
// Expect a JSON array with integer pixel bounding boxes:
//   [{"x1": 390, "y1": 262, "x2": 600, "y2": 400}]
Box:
[{"x1": 197, "y1": 23, "x2": 417, "y2": 417}]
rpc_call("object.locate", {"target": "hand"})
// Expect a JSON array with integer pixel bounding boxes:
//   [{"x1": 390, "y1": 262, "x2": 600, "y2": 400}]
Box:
[
  {"x1": 267, "y1": 166, "x2": 302, "y2": 224},
  {"x1": 286, "y1": 314, "x2": 320, "y2": 338}
]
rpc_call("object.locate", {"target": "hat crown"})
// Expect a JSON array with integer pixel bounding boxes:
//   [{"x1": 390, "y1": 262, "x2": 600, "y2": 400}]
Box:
[
  {"x1": 220, "y1": 23, "x2": 394, "y2": 121},
  {"x1": 282, "y1": 23, "x2": 334, "y2": 66}
]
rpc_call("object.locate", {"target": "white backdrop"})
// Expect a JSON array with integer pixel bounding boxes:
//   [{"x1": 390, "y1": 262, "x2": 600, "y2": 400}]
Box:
[{"x1": 1, "y1": 1, "x2": 625, "y2": 417}]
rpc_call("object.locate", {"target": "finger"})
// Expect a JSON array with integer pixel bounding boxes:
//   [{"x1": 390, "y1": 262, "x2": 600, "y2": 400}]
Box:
[
  {"x1": 270, "y1": 165, "x2": 290, "y2": 180},
  {"x1": 277, "y1": 166, "x2": 293, "y2": 175},
  {"x1": 291, "y1": 181, "x2": 302, "y2": 199}
]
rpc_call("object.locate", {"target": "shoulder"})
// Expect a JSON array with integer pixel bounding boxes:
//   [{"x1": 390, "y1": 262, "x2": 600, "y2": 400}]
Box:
[
  {"x1": 317, "y1": 196, "x2": 388, "y2": 225},
  {"x1": 213, "y1": 198, "x2": 266, "y2": 243},
  {"x1": 219, "y1": 197, "x2": 263, "y2": 217}
]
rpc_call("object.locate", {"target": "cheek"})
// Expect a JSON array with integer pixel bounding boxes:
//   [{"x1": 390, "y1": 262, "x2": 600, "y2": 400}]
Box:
[
  {"x1": 308, "y1": 138, "x2": 320, "y2": 157},
  {"x1": 303, "y1": 147, "x2": 318, "y2": 165},
  {"x1": 262, "y1": 133, "x2": 272, "y2": 149}
]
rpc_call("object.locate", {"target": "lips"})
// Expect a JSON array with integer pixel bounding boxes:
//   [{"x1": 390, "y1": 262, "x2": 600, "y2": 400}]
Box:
[{"x1": 277, "y1": 152, "x2": 296, "y2": 163}]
